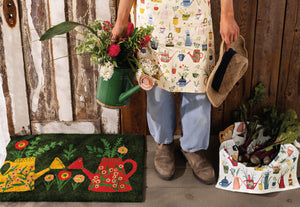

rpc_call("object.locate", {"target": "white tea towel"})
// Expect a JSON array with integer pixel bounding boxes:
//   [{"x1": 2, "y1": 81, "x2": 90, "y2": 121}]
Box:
[{"x1": 0, "y1": 76, "x2": 10, "y2": 168}]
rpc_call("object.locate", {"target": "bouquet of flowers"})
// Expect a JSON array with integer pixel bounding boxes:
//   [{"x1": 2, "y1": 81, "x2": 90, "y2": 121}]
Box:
[{"x1": 40, "y1": 20, "x2": 153, "y2": 81}]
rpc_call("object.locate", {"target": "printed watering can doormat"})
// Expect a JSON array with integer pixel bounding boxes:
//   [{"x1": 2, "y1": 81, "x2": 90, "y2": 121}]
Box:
[{"x1": 0, "y1": 134, "x2": 145, "y2": 202}]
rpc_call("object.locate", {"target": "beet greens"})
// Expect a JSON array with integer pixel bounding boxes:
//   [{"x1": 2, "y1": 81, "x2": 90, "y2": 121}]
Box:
[{"x1": 234, "y1": 83, "x2": 300, "y2": 166}]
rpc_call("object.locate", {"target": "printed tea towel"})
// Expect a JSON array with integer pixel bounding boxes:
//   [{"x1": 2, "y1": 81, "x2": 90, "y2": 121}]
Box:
[
  {"x1": 133, "y1": 0, "x2": 215, "y2": 93},
  {"x1": 0, "y1": 76, "x2": 10, "y2": 168}
]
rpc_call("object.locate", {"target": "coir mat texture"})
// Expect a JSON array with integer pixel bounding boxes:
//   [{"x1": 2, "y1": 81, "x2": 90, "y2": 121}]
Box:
[{"x1": 0, "y1": 134, "x2": 145, "y2": 202}]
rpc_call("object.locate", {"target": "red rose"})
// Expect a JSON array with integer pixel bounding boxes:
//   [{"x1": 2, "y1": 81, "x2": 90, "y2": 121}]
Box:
[
  {"x1": 103, "y1": 21, "x2": 113, "y2": 33},
  {"x1": 108, "y1": 44, "x2": 121, "y2": 57},
  {"x1": 139, "y1": 35, "x2": 151, "y2": 48},
  {"x1": 144, "y1": 35, "x2": 151, "y2": 45},
  {"x1": 126, "y1": 22, "x2": 134, "y2": 37},
  {"x1": 104, "y1": 21, "x2": 113, "y2": 27}
]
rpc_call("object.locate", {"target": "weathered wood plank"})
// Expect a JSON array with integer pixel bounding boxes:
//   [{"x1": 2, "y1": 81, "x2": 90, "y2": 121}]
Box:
[
  {"x1": 121, "y1": 88, "x2": 147, "y2": 135},
  {"x1": 19, "y1": 0, "x2": 58, "y2": 121},
  {"x1": 223, "y1": 0, "x2": 258, "y2": 128},
  {"x1": 0, "y1": 14, "x2": 14, "y2": 135},
  {"x1": 252, "y1": 0, "x2": 287, "y2": 108},
  {"x1": 48, "y1": 0, "x2": 73, "y2": 121},
  {"x1": 109, "y1": 0, "x2": 118, "y2": 24},
  {"x1": 174, "y1": 93, "x2": 182, "y2": 135},
  {"x1": 210, "y1": 0, "x2": 224, "y2": 133},
  {"x1": 31, "y1": 120, "x2": 101, "y2": 134},
  {"x1": 66, "y1": 0, "x2": 100, "y2": 121},
  {"x1": 2, "y1": 186, "x2": 300, "y2": 207},
  {"x1": 0, "y1": 0, "x2": 30, "y2": 135},
  {"x1": 96, "y1": 0, "x2": 120, "y2": 134},
  {"x1": 277, "y1": 0, "x2": 300, "y2": 118}
]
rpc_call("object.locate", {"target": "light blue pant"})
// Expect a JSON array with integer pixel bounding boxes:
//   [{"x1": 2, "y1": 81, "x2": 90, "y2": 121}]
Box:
[{"x1": 146, "y1": 86, "x2": 211, "y2": 152}]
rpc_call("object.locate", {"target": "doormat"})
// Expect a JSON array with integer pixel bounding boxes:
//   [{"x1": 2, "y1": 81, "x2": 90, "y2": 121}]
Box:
[{"x1": 0, "y1": 134, "x2": 145, "y2": 202}]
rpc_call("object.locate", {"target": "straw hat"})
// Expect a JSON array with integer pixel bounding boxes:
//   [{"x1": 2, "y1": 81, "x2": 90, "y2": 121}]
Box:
[{"x1": 206, "y1": 36, "x2": 248, "y2": 107}]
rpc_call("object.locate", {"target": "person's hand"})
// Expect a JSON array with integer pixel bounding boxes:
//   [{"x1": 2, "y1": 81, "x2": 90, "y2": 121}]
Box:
[
  {"x1": 111, "y1": 21, "x2": 129, "y2": 44},
  {"x1": 220, "y1": 13, "x2": 240, "y2": 50}
]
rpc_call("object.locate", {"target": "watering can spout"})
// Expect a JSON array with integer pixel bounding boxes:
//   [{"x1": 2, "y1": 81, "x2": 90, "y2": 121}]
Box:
[
  {"x1": 119, "y1": 74, "x2": 154, "y2": 104},
  {"x1": 34, "y1": 157, "x2": 65, "y2": 180},
  {"x1": 34, "y1": 168, "x2": 50, "y2": 180},
  {"x1": 67, "y1": 157, "x2": 95, "y2": 181},
  {"x1": 119, "y1": 85, "x2": 141, "y2": 104},
  {"x1": 82, "y1": 168, "x2": 96, "y2": 181},
  {"x1": 187, "y1": 51, "x2": 193, "y2": 59}
]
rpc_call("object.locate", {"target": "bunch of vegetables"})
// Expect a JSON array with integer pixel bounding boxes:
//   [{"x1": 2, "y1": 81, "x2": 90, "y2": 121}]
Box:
[{"x1": 234, "y1": 83, "x2": 300, "y2": 166}]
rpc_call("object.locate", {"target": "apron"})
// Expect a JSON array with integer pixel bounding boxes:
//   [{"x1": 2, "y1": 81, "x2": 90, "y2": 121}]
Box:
[{"x1": 133, "y1": 0, "x2": 215, "y2": 93}]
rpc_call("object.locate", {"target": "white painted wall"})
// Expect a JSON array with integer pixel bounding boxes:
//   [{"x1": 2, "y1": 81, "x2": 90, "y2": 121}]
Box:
[
  {"x1": 97, "y1": 0, "x2": 111, "y2": 21},
  {"x1": 0, "y1": 77, "x2": 10, "y2": 167},
  {"x1": 1, "y1": 0, "x2": 30, "y2": 135},
  {"x1": 96, "y1": 0, "x2": 120, "y2": 134},
  {"x1": 49, "y1": 0, "x2": 73, "y2": 121}
]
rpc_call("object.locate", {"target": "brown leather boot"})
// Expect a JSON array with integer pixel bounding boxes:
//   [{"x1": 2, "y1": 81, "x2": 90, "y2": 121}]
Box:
[
  {"x1": 154, "y1": 143, "x2": 175, "y2": 180},
  {"x1": 182, "y1": 149, "x2": 215, "y2": 185}
]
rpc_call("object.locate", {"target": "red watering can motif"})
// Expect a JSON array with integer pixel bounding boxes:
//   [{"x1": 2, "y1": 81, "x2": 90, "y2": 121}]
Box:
[
  {"x1": 158, "y1": 50, "x2": 178, "y2": 63},
  {"x1": 278, "y1": 174, "x2": 285, "y2": 188},
  {"x1": 242, "y1": 175, "x2": 262, "y2": 190},
  {"x1": 68, "y1": 157, "x2": 137, "y2": 192},
  {"x1": 187, "y1": 49, "x2": 203, "y2": 63},
  {"x1": 227, "y1": 156, "x2": 238, "y2": 166}
]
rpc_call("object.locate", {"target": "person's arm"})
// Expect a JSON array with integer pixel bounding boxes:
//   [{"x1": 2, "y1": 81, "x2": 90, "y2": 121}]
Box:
[
  {"x1": 220, "y1": 0, "x2": 240, "y2": 49},
  {"x1": 111, "y1": 0, "x2": 135, "y2": 42}
]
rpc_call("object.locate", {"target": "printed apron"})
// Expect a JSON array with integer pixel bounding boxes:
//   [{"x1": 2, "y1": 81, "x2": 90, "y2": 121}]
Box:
[{"x1": 133, "y1": 0, "x2": 215, "y2": 93}]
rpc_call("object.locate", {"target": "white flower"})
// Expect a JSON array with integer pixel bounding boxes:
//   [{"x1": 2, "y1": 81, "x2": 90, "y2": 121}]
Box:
[
  {"x1": 99, "y1": 62, "x2": 114, "y2": 81},
  {"x1": 139, "y1": 59, "x2": 159, "y2": 76},
  {"x1": 135, "y1": 68, "x2": 144, "y2": 81}
]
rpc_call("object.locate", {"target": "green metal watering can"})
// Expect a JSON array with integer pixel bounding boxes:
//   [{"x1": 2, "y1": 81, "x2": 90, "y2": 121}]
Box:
[{"x1": 96, "y1": 66, "x2": 153, "y2": 109}]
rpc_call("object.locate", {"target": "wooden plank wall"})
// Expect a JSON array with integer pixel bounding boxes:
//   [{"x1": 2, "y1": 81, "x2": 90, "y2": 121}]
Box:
[
  {"x1": 0, "y1": 0, "x2": 119, "y2": 135},
  {"x1": 1, "y1": 0, "x2": 299, "y2": 136}
]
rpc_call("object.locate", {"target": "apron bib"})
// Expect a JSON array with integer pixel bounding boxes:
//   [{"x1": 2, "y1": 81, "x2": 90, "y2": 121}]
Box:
[{"x1": 133, "y1": 0, "x2": 215, "y2": 93}]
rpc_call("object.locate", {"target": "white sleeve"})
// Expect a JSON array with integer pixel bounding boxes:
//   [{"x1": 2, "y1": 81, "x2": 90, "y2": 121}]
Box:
[{"x1": 0, "y1": 76, "x2": 10, "y2": 168}]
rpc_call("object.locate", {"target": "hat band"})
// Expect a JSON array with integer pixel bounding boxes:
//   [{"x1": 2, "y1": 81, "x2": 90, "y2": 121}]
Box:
[{"x1": 212, "y1": 48, "x2": 237, "y2": 92}]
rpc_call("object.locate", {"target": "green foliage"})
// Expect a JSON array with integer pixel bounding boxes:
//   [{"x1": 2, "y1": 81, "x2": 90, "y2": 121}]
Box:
[
  {"x1": 75, "y1": 21, "x2": 112, "y2": 66},
  {"x1": 86, "y1": 145, "x2": 103, "y2": 158},
  {"x1": 264, "y1": 124, "x2": 300, "y2": 151},
  {"x1": 86, "y1": 137, "x2": 125, "y2": 158},
  {"x1": 31, "y1": 141, "x2": 63, "y2": 157},
  {"x1": 74, "y1": 20, "x2": 153, "y2": 69},
  {"x1": 261, "y1": 107, "x2": 299, "y2": 152},
  {"x1": 247, "y1": 82, "x2": 266, "y2": 109},
  {"x1": 101, "y1": 138, "x2": 112, "y2": 157},
  {"x1": 63, "y1": 144, "x2": 77, "y2": 160},
  {"x1": 110, "y1": 137, "x2": 123, "y2": 158},
  {"x1": 40, "y1": 21, "x2": 97, "y2": 41}
]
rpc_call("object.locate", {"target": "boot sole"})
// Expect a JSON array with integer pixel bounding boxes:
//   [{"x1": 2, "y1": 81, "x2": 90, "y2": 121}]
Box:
[
  {"x1": 181, "y1": 150, "x2": 216, "y2": 185},
  {"x1": 192, "y1": 170, "x2": 216, "y2": 185}
]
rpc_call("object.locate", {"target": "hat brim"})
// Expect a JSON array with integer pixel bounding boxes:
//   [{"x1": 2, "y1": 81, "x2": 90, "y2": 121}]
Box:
[{"x1": 206, "y1": 36, "x2": 248, "y2": 108}]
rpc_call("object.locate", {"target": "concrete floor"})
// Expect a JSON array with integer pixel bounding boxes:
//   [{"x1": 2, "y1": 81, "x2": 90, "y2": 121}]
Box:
[{"x1": 0, "y1": 135, "x2": 300, "y2": 207}]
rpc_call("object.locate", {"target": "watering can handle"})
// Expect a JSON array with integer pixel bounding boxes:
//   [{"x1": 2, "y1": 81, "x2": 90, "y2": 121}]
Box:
[
  {"x1": 122, "y1": 159, "x2": 137, "y2": 179},
  {"x1": 0, "y1": 161, "x2": 13, "y2": 176}
]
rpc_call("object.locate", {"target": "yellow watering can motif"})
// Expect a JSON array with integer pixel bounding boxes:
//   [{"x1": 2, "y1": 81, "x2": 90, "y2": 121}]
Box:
[{"x1": 0, "y1": 157, "x2": 65, "y2": 193}]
